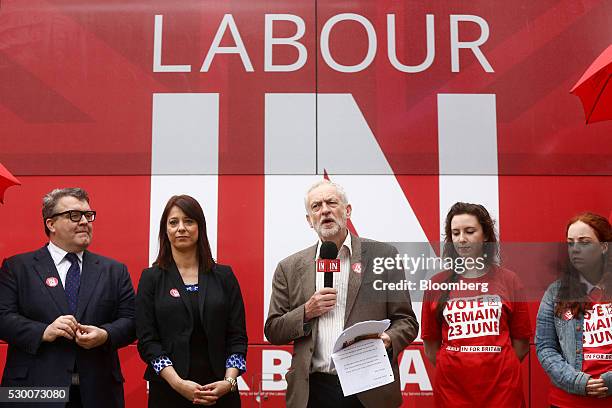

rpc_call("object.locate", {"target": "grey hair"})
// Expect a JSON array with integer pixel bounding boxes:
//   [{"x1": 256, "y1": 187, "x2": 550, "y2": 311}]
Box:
[
  {"x1": 304, "y1": 179, "x2": 349, "y2": 212},
  {"x1": 42, "y1": 188, "x2": 90, "y2": 236}
]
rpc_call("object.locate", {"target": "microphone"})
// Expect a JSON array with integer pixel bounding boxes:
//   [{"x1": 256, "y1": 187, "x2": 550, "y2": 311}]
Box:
[{"x1": 318, "y1": 241, "x2": 339, "y2": 288}]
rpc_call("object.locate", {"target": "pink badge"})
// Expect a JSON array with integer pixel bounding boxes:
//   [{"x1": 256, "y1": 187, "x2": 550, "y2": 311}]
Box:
[
  {"x1": 351, "y1": 262, "x2": 362, "y2": 274},
  {"x1": 563, "y1": 310, "x2": 574, "y2": 321},
  {"x1": 45, "y1": 277, "x2": 58, "y2": 287},
  {"x1": 169, "y1": 288, "x2": 180, "y2": 298}
]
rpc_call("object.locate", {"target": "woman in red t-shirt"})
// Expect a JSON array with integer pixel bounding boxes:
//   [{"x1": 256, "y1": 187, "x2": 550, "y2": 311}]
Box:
[
  {"x1": 536, "y1": 213, "x2": 612, "y2": 408},
  {"x1": 421, "y1": 202, "x2": 532, "y2": 407}
]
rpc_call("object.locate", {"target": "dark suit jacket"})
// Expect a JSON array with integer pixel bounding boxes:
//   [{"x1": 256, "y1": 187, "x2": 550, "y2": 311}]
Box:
[
  {"x1": 135, "y1": 263, "x2": 247, "y2": 382},
  {"x1": 265, "y1": 235, "x2": 419, "y2": 408},
  {"x1": 0, "y1": 245, "x2": 136, "y2": 408}
]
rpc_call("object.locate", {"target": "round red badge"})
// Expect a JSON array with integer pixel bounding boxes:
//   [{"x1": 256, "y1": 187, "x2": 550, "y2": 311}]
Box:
[
  {"x1": 169, "y1": 288, "x2": 180, "y2": 298},
  {"x1": 563, "y1": 310, "x2": 574, "y2": 321},
  {"x1": 45, "y1": 277, "x2": 58, "y2": 287},
  {"x1": 351, "y1": 262, "x2": 362, "y2": 274}
]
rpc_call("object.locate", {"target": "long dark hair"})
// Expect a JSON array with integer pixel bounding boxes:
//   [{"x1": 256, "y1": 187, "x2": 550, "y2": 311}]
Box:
[
  {"x1": 154, "y1": 195, "x2": 214, "y2": 272},
  {"x1": 436, "y1": 202, "x2": 499, "y2": 322},
  {"x1": 554, "y1": 212, "x2": 612, "y2": 317}
]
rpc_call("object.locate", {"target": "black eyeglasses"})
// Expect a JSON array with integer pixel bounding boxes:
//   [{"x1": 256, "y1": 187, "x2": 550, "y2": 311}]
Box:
[{"x1": 48, "y1": 210, "x2": 96, "y2": 222}]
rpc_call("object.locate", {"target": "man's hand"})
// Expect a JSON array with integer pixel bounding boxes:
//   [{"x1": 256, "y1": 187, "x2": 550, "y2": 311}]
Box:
[
  {"x1": 42, "y1": 315, "x2": 78, "y2": 342},
  {"x1": 380, "y1": 332, "x2": 392, "y2": 349},
  {"x1": 75, "y1": 324, "x2": 108, "y2": 349},
  {"x1": 304, "y1": 288, "x2": 337, "y2": 321},
  {"x1": 586, "y1": 377, "x2": 608, "y2": 398}
]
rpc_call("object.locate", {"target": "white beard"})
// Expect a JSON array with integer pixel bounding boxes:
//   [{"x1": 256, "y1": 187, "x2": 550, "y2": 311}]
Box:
[
  {"x1": 317, "y1": 223, "x2": 340, "y2": 239},
  {"x1": 315, "y1": 214, "x2": 347, "y2": 240}
]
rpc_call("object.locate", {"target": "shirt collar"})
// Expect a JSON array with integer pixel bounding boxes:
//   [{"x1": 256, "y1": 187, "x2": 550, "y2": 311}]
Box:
[
  {"x1": 315, "y1": 231, "x2": 352, "y2": 259},
  {"x1": 579, "y1": 274, "x2": 599, "y2": 293},
  {"x1": 47, "y1": 241, "x2": 84, "y2": 266}
]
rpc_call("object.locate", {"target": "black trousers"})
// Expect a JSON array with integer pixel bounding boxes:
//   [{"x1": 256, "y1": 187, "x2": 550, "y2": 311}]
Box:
[{"x1": 307, "y1": 373, "x2": 364, "y2": 408}]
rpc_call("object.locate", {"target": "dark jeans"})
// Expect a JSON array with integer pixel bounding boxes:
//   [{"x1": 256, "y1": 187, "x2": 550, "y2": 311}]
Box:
[{"x1": 307, "y1": 373, "x2": 364, "y2": 408}]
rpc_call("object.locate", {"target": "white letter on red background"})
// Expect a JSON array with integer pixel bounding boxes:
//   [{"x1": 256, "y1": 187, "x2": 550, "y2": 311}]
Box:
[
  {"x1": 153, "y1": 15, "x2": 192, "y2": 72},
  {"x1": 387, "y1": 14, "x2": 435, "y2": 73},
  {"x1": 261, "y1": 350, "x2": 292, "y2": 391},
  {"x1": 265, "y1": 14, "x2": 307, "y2": 72},
  {"x1": 320, "y1": 14, "x2": 377, "y2": 73},
  {"x1": 201, "y1": 14, "x2": 254, "y2": 72},
  {"x1": 450, "y1": 15, "x2": 494, "y2": 73}
]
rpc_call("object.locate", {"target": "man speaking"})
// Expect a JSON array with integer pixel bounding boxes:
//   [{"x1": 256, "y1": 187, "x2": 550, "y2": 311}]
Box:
[
  {"x1": 0, "y1": 188, "x2": 135, "y2": 407},
  {"x1": 265, "y1": 180, "x2": 418, "y2": 408}
]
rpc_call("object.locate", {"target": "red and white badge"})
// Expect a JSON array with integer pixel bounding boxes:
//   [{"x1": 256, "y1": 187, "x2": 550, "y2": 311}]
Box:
[
  {"x1": 351, "y1": 262, "x2": 362, "y2": 274},
  {"x1": 563, "y1": 310, "x2": 574, "y2": 321},
  {"x1": 169, "y1": 288, "x2": 180, "y2": 298},
  {"x1": 45, "y1": 277, "x2": 58, "y2": 287}
]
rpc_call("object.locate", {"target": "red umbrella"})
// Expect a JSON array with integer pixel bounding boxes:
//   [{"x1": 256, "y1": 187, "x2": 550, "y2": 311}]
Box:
[
  {"x1": 570, "y1": 44, "x2": 612, "y2": 124},
  {"x1": 0, "y1": 162, "x2": 20, "y2": 204}
]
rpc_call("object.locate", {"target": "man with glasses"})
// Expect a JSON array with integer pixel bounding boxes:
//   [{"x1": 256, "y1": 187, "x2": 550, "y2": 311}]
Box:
[{"x1": 0, "y1": 188, "x2": 135, "y2": 408}]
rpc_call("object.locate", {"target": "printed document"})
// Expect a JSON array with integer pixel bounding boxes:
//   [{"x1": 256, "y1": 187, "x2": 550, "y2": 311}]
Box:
[{"x1": 331, "y1": 319, "x2": 394, "y2": 396}]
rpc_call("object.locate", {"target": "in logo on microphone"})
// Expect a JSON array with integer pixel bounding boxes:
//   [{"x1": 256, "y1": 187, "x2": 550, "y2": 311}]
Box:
[{"x1": 317, "y1": 259, "x2": 341, "y2": 272}]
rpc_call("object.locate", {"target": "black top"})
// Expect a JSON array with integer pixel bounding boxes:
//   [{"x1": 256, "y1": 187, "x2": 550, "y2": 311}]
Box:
[{"x1": 186, "y1": 287, "x2": 214, "y2": 383}]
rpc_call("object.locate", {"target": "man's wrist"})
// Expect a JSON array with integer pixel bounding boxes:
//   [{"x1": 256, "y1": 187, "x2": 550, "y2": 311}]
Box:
[
  {"x1": 303, "y1": 303, "x2": 311, "y2": 322},
  {"x1": 100, "y1": 328, "x2": 109, "y2": 344},
  {"x1": 41, "y1": 327, "x2": 52, "y2": 343}
]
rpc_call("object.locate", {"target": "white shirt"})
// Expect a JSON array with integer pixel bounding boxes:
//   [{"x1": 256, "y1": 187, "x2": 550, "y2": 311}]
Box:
[
  {"x1": 47, "y1": 241, "x2": 83, "y2": 288},
  {"x1": 311, "y1": 232, "x2": 352, "y2": 374}
]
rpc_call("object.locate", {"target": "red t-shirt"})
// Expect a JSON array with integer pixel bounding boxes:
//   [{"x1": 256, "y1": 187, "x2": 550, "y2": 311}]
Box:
[
  {"x1": 549, "y1": 301, "x2": 612, "y2": 408},
  {"x1": 421, "y1": 267, "x2": 532, "y2": 408}
]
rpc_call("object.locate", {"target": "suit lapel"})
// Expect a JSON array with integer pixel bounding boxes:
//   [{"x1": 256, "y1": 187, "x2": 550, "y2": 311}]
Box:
[
  {"x1": 198, "y1": 265, "x2": 209, "y2": 331},
  {"x1": 299, "y1": 244, "x2": 318, "y2": 305},
  {"x1": 76, "y1": 251, "x2": 103, "y2": 321},
  {"x1": 344, "y1": 234, "x2": 364, "y2": 326},
  {"x1": 33, "y1": 246, "x2": 70, "y2": 315},
  {"x1": 168, "y1": 262, "x2": 193, "y2": 320}
]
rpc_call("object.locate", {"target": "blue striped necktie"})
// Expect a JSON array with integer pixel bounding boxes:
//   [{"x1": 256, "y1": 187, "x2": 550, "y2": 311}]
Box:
[{"x1": 65, "y1": 253, "x2": 81, "y2": 314}]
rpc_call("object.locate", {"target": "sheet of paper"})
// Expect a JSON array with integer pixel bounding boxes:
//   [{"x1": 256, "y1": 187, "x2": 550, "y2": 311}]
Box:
[
  {"x1": 332, "y1": 319, "x2": 391, "y2": 353},
  {"x1": 331, "y1": 338, "x2": 394, "y2": 396}
]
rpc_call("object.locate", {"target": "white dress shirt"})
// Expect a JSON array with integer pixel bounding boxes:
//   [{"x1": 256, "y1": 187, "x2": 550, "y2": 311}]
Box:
[
  {"x1": 311, "y1": 232, "x2": 352, "y2": 374},
  {"x1": 47, "y1": 241, "x2": 83, "y2": 288}
]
